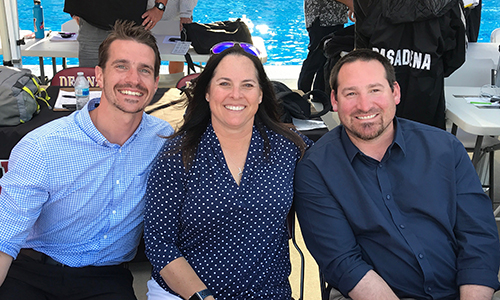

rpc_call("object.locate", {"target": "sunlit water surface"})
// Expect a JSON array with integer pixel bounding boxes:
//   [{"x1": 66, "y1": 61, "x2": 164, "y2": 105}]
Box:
[{"x1": 5, "y1": 0, "x2": 500, "y2": 66}]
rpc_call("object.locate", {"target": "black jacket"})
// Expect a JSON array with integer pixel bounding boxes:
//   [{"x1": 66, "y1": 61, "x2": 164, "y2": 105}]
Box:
[{"x1": 354, "y1": 0, "x2": 466, "y2": 129}]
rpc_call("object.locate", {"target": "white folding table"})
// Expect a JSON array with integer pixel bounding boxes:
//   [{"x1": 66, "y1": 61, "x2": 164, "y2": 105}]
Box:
[
  {"x1": 445, "y1": 86, "x2": 500, "y2": 216},
  {"x1": 446, "y1": 86, "x2": 500, "y2": 161},
  {"x1": 19, "y1": 31, "x2": 267, "y2": 83}
]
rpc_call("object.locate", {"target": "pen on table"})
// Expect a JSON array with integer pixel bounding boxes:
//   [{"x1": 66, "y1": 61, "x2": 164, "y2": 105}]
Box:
[
  {"x1": 470, "y1": 101, "x2": 495, "y2": 105},
  {"x1": 453, "y1": 95, "x2": 481, "y2": 98},
  {"x1": 45, "y1": 30, "x2": 52, "y2": 38},
  {"x1": 62, "y1": 104, "x2": 76, "y2": 110},
  {"x1": 62, "y1": 95, "x2": 76, "y2": 98}
]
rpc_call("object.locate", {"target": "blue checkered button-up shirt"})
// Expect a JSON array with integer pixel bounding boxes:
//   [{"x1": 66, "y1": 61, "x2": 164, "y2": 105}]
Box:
[{"x1": 0, "y1": 98, "x2": 173, "y2": 267}]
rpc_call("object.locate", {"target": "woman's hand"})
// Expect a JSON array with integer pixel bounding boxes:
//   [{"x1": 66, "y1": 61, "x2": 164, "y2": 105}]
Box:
[{"x1": 160, "y1": 257, "x2": 211, "y2": 300}]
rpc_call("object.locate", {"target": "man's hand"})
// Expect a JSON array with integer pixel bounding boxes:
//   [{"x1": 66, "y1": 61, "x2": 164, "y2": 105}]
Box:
[
  {"x1": 141, "y1": 6, "x2": 164, "y2": 30},
  {"x1": 179, "y1": 17, "x2": 193, "y2": 31},
  {"x1": 0, "y1": 251, "x2": 13, "y2": 286},
  {"x1": 335, "y1": 0, "x2": 355, "y2": 22},
  {"x1": 337, "y1": 0, "x2": 354, "y2": 12}
]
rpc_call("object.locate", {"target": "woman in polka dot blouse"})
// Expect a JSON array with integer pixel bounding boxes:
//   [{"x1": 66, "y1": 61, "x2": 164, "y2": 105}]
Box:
[{"x1": 144, "y1": 44, "x2": 312, "y2": 300}]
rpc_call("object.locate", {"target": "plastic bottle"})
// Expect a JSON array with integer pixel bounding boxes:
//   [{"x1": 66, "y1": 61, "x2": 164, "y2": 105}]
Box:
[
  {"x1": 33, "y1": 0, "x2": 45, "y2": 39},
  {"x1": 74, "y1": 72, "x2": 90, "y2": 110}
]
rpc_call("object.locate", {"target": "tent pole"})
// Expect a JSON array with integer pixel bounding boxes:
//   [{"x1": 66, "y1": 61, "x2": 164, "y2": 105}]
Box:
[
  {"x1": 2, "y1": 0, "x2": 22, "y2": 67},
  {"x1": 0, "y1": 0, "x2": 13, "y2": 66}
]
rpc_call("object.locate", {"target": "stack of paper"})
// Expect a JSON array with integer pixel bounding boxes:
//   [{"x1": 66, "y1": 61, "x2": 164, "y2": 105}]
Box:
[{"x1": 50, "y1": 33, "x2": 78, "y2": 42}]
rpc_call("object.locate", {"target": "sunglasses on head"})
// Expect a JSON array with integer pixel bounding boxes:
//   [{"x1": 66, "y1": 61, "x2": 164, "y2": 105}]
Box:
[{"x1": 210, "y1": 41, "x2": 261, "y2": 57}]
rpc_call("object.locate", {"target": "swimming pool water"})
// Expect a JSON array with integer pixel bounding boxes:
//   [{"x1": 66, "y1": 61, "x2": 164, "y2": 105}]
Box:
[{"x1": 4, "y1": 0, "x2": 500, "y2": 66}]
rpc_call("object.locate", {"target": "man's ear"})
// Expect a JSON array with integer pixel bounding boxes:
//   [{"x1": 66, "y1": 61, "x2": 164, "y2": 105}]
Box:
[
  {"x1": 331, "y1": 89, "x2": 338, "y2": 112},
  {"x1": 392, "y1": 81, "x2": 401, "y2": 105},
  {"x1": 95, "y1": 66, "x2": 104, "y2": 88},
  {"x1": 154, "y1": 75, "x2": 160, "y2": 91}
]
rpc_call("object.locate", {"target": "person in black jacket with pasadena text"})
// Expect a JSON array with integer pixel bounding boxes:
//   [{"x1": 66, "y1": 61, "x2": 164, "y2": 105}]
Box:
[{"x1": 353, "y1": 0, "x2": 467, "y2": 129}]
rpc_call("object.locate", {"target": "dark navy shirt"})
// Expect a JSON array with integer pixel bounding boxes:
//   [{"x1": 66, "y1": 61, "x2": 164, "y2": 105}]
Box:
[{"x1": 295, "y1": 118, "x2": 500, "y2": 299}]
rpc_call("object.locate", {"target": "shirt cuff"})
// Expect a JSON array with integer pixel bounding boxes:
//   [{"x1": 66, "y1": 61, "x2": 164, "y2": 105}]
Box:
[
  {"x1": 0, "y1": 243, "x2": 20, "y2": 260},
  {"x1": 337, "y1": 264, "x2": 373, "y2": 296},
  {"x1": 457, "y1": 268, "x2": 500, "y2": 290}
]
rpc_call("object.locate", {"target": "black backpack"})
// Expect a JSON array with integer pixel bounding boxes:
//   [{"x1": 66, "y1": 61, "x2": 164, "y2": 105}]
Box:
[{"x1": 272, "y1": 81, "x2": 331, "y2": 124}]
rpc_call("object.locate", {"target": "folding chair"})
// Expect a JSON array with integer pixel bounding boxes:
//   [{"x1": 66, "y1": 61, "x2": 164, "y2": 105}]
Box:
[
  {"x1": 451, "y1": 125, "x2": 500, "y2": 210},
  {"x1": 176, "y1": 72, "x2": 200, "y2": 93},
  {"x1": 146, "y1": 73, "x2": 198, "y2": 114},
  {"x1": 50, "y1": 67, "x2": 97, "y2": 87},
  {"x1": 287, "y1": 204, "x2": 305, "y2": 300},
  {"x1": 320, "y1": 271, "x2": 330, "y2": 300}
]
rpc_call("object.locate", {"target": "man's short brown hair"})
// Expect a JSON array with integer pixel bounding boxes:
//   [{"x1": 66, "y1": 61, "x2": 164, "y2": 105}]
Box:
[
  {"x1": 329, "y1": 49, "x2": 397, "y2": 96},
  {"x1": 98, "y1": 20, "x2": 161, "y2": 78}
]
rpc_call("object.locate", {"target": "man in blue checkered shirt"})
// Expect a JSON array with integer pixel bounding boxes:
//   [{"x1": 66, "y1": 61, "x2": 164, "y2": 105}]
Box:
[{"x1": 0, "y1": 20, "x2": 173, "y2": 300}]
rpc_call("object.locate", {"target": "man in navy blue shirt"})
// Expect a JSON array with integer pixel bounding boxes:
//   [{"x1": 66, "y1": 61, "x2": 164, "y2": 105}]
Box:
[{"x1": 295, "y1": 49, "x2": 500, "y2": 300}]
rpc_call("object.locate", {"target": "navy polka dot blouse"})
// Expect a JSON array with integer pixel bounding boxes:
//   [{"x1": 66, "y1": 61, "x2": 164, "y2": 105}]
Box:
[{"x1": 144, "y1": 124, "x2": 310, "y2": 299}]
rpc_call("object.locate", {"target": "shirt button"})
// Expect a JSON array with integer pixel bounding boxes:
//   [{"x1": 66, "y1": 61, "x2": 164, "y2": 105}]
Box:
[
  {"x1": 386, "y1": 195, "x2": 391, "y2": 200},
  {"x1": 419, "y1": 253, "x2": 424, "y2": 259},
  {"x1": 399, "y1": 224, "x2": 405, "y2": 229},
  {"x1": 427, "y1": 287, "x2": 432, "y2": 292},
  {"x1": 103, "y1": 235, "x2": 108, "y2": 239},
  {"x1": 112, "y1": 210, "x2": 117, "y2": 214},
  {"x1": 116, "y1": 180, "x2": 120, "y2": 185},
  {"x1": 119, "y1": 149, "x2": 122, "y2": 153},
  {"x1": 378, "y1": 164, "x2": 383, "y2": 168}
]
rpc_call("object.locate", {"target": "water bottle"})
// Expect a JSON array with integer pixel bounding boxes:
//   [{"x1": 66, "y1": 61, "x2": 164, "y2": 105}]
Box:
[
  {"x1": 74, "y1": 72, "x2": 90, "y2": 110},
  {"x1": 33, "y1": 0, "x2": 45, "y2": 39}
]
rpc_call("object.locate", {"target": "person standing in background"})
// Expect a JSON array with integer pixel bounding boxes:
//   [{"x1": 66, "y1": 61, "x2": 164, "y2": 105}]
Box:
[
  {"x1": 465, "y1": 0, "x2": 482, "y2": 42},
  {"x1": 298, "y1": 0, "x2": 353, "y2": 93},
  {"x1": 64, "y1": 0, "x2": 167, "y2": 67},
  {"x1": 147, "y1": 0, "x2": 198, "y2": 74},
  {"x1": 353, "y1": 0, "x2": 466, "y2": 129}
]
